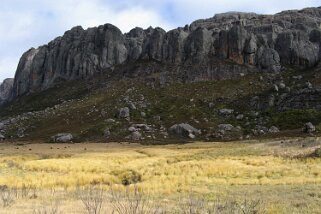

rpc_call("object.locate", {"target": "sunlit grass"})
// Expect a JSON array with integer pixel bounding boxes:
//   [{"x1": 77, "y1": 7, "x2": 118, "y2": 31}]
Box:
[{"x1": 0, "y1": 142, "x2": 321, "y2": 195}]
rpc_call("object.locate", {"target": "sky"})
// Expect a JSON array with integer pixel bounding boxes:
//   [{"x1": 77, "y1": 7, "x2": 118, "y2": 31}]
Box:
[{"x1": 0, "y1": 0, "x2": 320, "y2": 82}]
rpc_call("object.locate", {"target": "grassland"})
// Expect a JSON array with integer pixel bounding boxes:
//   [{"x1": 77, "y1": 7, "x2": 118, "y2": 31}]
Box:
[{"x1": 0, "y1": 138, "x2": 321, "y2": 213}]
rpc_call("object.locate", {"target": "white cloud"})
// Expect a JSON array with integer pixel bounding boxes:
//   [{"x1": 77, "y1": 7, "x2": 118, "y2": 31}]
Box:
[{"x1": 42, "y1": 0, "x2": 174, "y2": 33}]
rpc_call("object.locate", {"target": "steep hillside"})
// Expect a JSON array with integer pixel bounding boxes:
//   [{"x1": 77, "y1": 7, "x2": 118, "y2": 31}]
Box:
[{"x1": 1, "y1": 63, "x2": 321, "y2": 143}]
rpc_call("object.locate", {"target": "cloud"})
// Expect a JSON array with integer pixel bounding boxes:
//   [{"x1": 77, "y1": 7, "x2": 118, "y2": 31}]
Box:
[
  {"x1": 0, "y1": 0, "x2": 320, "y2": 82},
  {"x1": 0, "y1": 56, "x2": 19, "y2": 82},
  {"x1": 42, "y1": 0, "x2": 175, "y2": 32}
]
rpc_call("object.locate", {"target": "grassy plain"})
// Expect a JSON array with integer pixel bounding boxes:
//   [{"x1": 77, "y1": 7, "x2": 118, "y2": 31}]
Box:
[{"x1": 0, "y1": 138, "x2": 321, "y2": 213}]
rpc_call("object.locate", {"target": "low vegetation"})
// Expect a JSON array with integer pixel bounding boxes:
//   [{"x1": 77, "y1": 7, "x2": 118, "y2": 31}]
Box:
[{"x1": 0, "y1": 139, "x2": 320, "y2": 213}]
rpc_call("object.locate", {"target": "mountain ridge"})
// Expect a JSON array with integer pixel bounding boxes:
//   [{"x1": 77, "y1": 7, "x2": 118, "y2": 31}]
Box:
[{"x1": 1, "y1": 6, "x2": 320, "y2": 105}]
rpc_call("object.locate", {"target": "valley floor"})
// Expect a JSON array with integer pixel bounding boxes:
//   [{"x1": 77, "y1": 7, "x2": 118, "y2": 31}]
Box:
[{"x1": 0, "y1": 139, "x2": 320, "y2": 213}]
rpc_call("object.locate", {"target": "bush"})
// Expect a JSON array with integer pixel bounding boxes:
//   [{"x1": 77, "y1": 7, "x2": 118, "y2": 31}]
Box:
[
  {"x1": 109, "y1": 185, "x2": 159, "y2": 214},
  {"x1": 76, "y1": 185, "x2": 104, "y2": 214},
  {"x1": 0, "y1": 186, "x2": 15, "y2": 207},
  {"x1": 118, "y1": 170, "x2": 142, "y2": 186}
]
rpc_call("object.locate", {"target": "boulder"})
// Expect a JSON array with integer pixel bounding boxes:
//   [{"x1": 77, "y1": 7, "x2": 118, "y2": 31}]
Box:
[
  {"x1": 0, "y1": 134, "x2": 5, "y2": 141},
  {"x1": 140, "y1": 112, "x2": 146, "y2": 117},
  {"x1": 128, "y1": 102, "x2": 137, "y2": 110},
  {"x1": 131, "y1": 131, "x2": 142, "y2": 141},
  {"x1": 169, "y1": 123, "x2": 201, "y2": 138},
  {"x1": 218, "y1": 124, "x2": 234, "y2": 132},
  {"x1": 236, "y1": 114, "x2": 244, "y2": 120},
  {"x1": 51, "y1": 133, "x2": 73, "y2": 143},
  {"x1": 218, "y1": 109, "x2": 234, "y2": 116},
  {"x1": 306, "y1": 82, "x2": 313, "y2": 89},
  {"x1": 268, "y1": 126, "x2": 280, "y2": 133},
  {"x1": 279, "y1": 83, "x2": 286, "y2": 89},
  {"x1": 128, "y1": 126, "x2": 137, "y2": 132},
  {"x1": 106, "y1": 118, "x2": 116, "y2": 123},
  {"x1": 303, "y1": 122, "x2": 316, "y2": 133},
  {"x1": 253, "y1": 125, "x2": 269, "y2": 135},
  {"x1": 117, "y1": 107, "x2": 130, "y2": 118},
  {"x1": 130, "y1": 124, "x2": 151, "y2": 131},
  {"x1": 103, "y1": 128, "x2": 111, "y2": 138}
]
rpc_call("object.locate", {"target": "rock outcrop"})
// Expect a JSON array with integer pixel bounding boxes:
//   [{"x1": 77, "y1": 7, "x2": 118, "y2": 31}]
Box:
[
  {"x1": 0, "y1": 78, "x2": 14, "y2": 105},
  {"x1": 6, "y1": 7, "x2": 321, "y2": 100}
]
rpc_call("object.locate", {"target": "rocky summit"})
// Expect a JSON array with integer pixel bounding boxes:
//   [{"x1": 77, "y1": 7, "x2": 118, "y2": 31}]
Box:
[
  {"x1": 1, "y1": 7, "x2": 321, "y2": 142},
  {"x1": 5, "y1": 7, "x2": 321, "y2": 100}
]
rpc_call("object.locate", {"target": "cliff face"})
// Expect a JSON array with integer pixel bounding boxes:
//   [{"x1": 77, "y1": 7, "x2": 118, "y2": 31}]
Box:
[
  {"x1": 6, "y1": 7, "x2": 321, "y2": 100},
  {"x1": 0, "y1": 78, "x2": 14, "y2": 105}
]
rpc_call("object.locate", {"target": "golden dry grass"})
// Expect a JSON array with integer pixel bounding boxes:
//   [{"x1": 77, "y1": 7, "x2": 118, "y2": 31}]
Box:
[{"x1": 0, "y1": 139, "x2": 321, "y2": 213}]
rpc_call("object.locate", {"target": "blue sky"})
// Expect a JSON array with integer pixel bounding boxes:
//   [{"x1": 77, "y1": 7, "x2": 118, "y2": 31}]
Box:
[{"x1": 1, "y1": 0, "x2": 320, "y2": 82}]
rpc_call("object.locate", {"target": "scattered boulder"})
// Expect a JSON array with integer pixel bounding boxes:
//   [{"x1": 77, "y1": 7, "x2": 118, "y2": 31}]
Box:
[
  {"x1": 188, "y1": 133, "x2": 196, "y2": 139},
  {"x1": 103, "y1": 128, "x2": 111, "y2": 138},
  {"x1": 169, "y1": 123, "x2": 201, "y2": 138},
  {"x1": 273, "y1": 84, "x2": 279, "y2": 92},
  {"x1": 268, "y1": 126, "x2": 280, "y2": 133},
  {"x1": 218, "y1": 109, "x2": 234, "y2": 116},
  {"x1": 128, "y1": 102, "x2": 137, "y2": 110},
  {"x1": 51, "y1": 133, "x2": 73, "y2": 143},
  {"x1": 131, "y1": 131, "x2": 142, "y2": 141},
  {"x1": 306, "y1": 82, "x2": 313, "y2": 89},
  {"x1": 218, "y1": 124, "x2": 234, "y2": 132},
  {"x1": 303, "y1": 122, "x2": 316, "y2": 133},
  {"x1": 17, "y1": 128, "x2": 25, "y2": 138},
  {"x1": 279, "y1": 82, "x2": 286, "y2": 89},
  {"x1": 253, "y1": 125, "x2": 269, "y2": 135},
  {"x1": 106, "y1": 118, "x2": 116, "y2": 123},
  {"x1": 128, "y1": 126, "x2": 137, "y2": 132},
  {"x1": 0, "y1": 123, "x2": 4, "y2": 130},
  {"x1": 130, "y1": 124, "x2": 151, "y2": 131},
  {"x1": 117, "y1": 107, "x2": 130, "y2": 118},
  {"x1": 140, "y1": 112, "x2": 146, "y2": 117},
  {"x1": 292, "y1": 75, "x2": 303, "y2": 80},
  {"x1": 236, "y1": 114, "x2": 244, "y2": 120}
]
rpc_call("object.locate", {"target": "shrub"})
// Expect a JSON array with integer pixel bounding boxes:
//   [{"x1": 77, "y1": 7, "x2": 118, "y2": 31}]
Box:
[
  {"x1": 109, "y1": 185, "x2": 159, "y2": 214},
  {"x1": 0, "y1": 186, "x2": 15, "y2": 207},
  {"x1": 76, "y1": 185, "x2": 104, "y2": 214},
  {"x1": 118, "y1": 170, "x2": 142, "y2": 186}
]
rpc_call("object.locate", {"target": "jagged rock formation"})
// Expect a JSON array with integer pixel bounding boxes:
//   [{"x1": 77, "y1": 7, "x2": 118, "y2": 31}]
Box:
[
  {"x1": 4, "y1": 7, "x2": 321, "y2": 102},
  {"x1": 0, "y1": 78, "x2": 14, "y2": 105}
]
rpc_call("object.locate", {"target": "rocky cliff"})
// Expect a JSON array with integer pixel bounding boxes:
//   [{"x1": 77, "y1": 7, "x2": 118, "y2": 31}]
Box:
[
  {"x1": 0, "y1": 78, "x2": 14, "y2": 105},
  {"x1": 4, "y1": 7, "x2": 321, "y2": 102}
]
